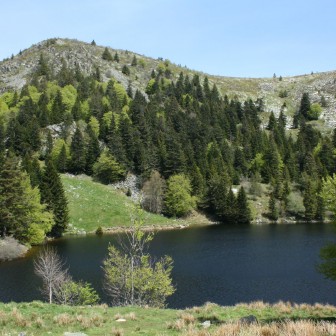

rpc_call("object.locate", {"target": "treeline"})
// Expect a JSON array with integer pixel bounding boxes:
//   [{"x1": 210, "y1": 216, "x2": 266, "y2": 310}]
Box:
[{"x1": 0, "y1": 53, "x2": 336, "y2": 243}]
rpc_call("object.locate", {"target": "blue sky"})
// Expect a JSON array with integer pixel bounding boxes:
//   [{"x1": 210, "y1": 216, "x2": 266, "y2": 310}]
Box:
[{"x1": 1, "y1": 0, "x2": 335, "y2": 78}]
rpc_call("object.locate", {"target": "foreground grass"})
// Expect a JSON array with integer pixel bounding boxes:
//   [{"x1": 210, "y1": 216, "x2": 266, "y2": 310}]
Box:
[
  {"x1": 61, "y1": 174, "x2": 172, "y2": 233},
  {"x1": 1, "y1": 301, "x2": 336, "y2": 335}
]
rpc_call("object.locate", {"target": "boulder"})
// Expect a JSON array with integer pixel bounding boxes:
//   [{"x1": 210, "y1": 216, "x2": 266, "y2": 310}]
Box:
[{"x1": 239, "y1": 315, "x2": 258, "y2": 325}]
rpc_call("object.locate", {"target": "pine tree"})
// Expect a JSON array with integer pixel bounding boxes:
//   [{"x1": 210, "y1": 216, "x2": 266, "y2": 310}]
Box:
[{"x1": 40, "y1": 160, "x2": 69, "y2": 237}]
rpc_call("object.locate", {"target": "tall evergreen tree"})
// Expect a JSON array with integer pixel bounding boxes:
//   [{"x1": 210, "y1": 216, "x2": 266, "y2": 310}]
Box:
[
  {"x1": 69, "y1": 127, "x2": 86, "y2": 174},
  {"x1": 0, "y1": 154, "x2": 53, "y2": 243},
  {"x1": 50, "y1": 90, "x2": 65, "y2": 124},
  {"x1": 40, "y1": 160, "x2": 69, "y2": 237},
  {"x1": 56, "y1": 144, "x2": 68, "y2": 173},
  {"x1": 86, "y1": 124, "x2": 100, "y2": 175},
  {"x1": 236, "y1": 187, "x2": 251, "y2": 223},
  {"x1": 102, "y1": 47, "x2": 113, "y2": 61}
]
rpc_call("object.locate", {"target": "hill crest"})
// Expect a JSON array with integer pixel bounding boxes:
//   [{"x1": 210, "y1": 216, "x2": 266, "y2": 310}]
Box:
[{"x1": 1, "y1": 37, "x2": 336, "y2": 129}]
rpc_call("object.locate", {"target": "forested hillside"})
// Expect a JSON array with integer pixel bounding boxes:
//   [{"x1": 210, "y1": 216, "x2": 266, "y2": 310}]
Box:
[{"x1": 1, "y1": 38, "x2": 336, "y2": 245}]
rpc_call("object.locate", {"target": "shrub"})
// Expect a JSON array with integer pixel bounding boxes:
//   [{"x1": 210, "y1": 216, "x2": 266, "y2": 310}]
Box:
[
  {"x1": 122, "y1": 65, "x2": 130, "y2": 76},
  {"x1": 308, "y1": 102, "x2": 322, "y2": 120},
  {"x1": 54, "y1": 280, "x2": 100, "y2": 306},
  {"x1": 93, "y1": 149, "x2": 126, "y2": 184},
  {"x1": 279, "y1": 89, "x2": 288, "y2": 98},
  {"x1": 96, "y1": 226, "x2": 103, "y2": 235}
]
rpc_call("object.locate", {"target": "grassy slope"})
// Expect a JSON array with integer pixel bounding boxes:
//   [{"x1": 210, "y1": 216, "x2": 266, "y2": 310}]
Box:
[
  {"x1": 1, "y1": 301, "x2": 336, "y2": 335},
  {"x1": 61, "y1": 174, "x2": 173, "y2": 233}
]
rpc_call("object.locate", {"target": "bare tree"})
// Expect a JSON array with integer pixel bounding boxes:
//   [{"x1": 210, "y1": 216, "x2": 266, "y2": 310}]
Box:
[
  {"x1": 34, "y1": 247, "x2": 69, "y2": 304},
  {"x1": 141, "y1": 170, "x2": 166, "y2": 214}
]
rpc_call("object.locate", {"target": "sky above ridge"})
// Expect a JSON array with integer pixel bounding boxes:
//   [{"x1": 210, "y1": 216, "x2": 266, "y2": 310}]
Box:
[{"x1": 1, "y1": 0, "x2": 335, "y2": 78}]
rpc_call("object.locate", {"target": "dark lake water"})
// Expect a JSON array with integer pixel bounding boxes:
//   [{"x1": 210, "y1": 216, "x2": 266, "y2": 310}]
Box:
[{"x1": 1, "y1": 223, "x2": 336, "y2": 308}]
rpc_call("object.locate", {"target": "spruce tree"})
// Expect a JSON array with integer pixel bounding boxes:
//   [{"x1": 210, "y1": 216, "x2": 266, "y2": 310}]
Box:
[
  {"x1": 40, "y1": 160, "x2": 69, "y2": 237},
  {"x1": 36, "y1": 53, "x2": 51, "y2": 79},
  {"x1": 122, "y1": 65, "x2": 130, "y2": 76},
  {"x1": 45, "y1": 130, "x2": 53, "y2": 158},
  {"x1": 56, "y1": 144, "x2": 68, "y2": 173},
  {"x1": 268, "y1": 192, "x2": 279, "y2": 221},
  {"x1": 131, "y1": 55, "x2": 137, "y2": 66},
  {"x1": 236, "y1": 187, "x2": 251, "y2": 223},
  {"x1": 303, "y1": 177, "x2": 317, "y2": 221},
  {"x1": 113, "y1": 52, "x2": 119, "y2": 62},
  {"x1": 107, "y1": 115, "x2": 127, "y2": 166},
  {"x1": 225, "y1": 189, "x2": 237, "y2": 221},
  {"x1": 299, "y1": 92, "x2": 311, "y2": 120},
  {"x1": 50, "y1": 90, "x2": 65, "y2": 124},
  {"x1": 0, "y1": 154, "x2": 53, "y2": 243},
  {"x1": 102, "y1": 47, "x2": 113, "y2": 61}
]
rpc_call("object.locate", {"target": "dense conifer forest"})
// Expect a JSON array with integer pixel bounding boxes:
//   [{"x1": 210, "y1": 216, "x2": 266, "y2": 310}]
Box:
[{"x1": 1, "y1": 45, "x2": 336, "y2": 244}]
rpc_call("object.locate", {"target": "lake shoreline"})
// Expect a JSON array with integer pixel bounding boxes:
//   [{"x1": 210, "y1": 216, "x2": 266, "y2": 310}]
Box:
[{"x1": 66, "y1": 215, "x2": 332, "y2": 237}]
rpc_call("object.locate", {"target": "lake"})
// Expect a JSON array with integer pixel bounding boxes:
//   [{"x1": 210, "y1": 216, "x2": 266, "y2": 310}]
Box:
[{"x1": 1, "y1": 222, "x2": 336, "y2": 308}]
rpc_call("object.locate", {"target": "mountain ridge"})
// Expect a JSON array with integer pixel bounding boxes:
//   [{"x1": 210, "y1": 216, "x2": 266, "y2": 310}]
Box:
[{"x1": 1, "y1": 37, "x2": 336, "y2": 129}]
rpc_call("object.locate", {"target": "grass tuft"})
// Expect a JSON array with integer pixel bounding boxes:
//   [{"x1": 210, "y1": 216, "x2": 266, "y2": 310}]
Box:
[
  {"x1": 54, "y1": 313, "x2": 73, "y2": 326},
  {"x1": 125, "y1": 312, "x2": 137, "y2": 320},
  {"x1": 111, "y1": 326, "x2": 124, "y2": 336}
]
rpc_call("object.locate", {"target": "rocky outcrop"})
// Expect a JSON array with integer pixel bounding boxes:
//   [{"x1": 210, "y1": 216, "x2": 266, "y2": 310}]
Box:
[{"x1": 0, "y1": 237, "x2": 28, "y2": 261}]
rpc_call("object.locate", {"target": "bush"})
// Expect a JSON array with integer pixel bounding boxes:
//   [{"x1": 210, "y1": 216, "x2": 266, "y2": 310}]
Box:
[
  {"x1": 287, "y1": 191, "x2": 305, "y2": 215},
  {"x1": 308, "y1": 103, "x2": 322, "y2": 120},
  {"x1": 96, "y1": 226, "x2": 103, "y2": 235},
  {"x1": 122, "y1": 65, "x2": 130, "y2": 76},
  {"x1": 93, "y1": 149, "x2": 126, "y2": 184},
  {"x1": 279, "y1": 89, "x2": 288, "y2": 98},
  {"x1": 54, "y1": 280, "x2": 100, "y2": 305}
]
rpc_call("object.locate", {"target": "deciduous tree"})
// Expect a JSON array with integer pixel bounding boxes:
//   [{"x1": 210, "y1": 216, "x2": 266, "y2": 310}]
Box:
[
  {"x1": 142, "y1": 170, "x2": 165, "y2": 214},
  {"x1": 102, "y1": 207, "x2": 174, "y2": 307},
  {"x1": 164, "y1": 174, "x2": 197, "y2": 217}
]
